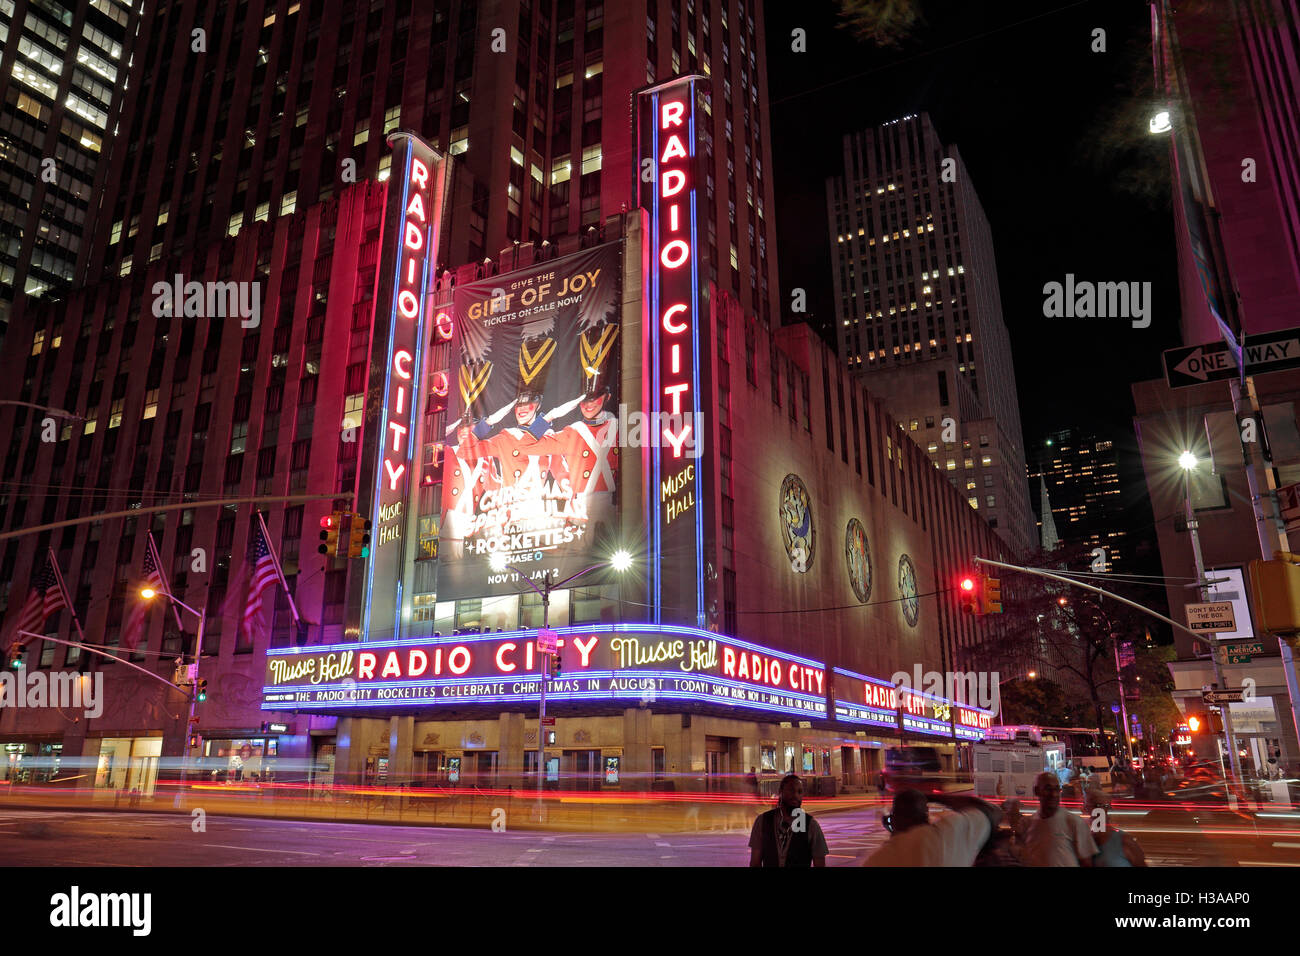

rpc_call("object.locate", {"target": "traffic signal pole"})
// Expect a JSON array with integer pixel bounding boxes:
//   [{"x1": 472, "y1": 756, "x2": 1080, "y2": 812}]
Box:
[{"x1": 975, "y1": 555, "x2": 1248, "y2": 787}]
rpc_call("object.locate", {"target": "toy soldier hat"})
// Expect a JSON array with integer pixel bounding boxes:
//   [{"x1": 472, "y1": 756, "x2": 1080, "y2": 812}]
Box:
[
  {"x1": 514, "y1": 335, "x2": 555, "y2": 405},
  {"x1": 579, "y1": 323, "x2": 619, "y2": 400},
  {"x1": 459, "y1": 359, "x2": 493, "y2": 421}
]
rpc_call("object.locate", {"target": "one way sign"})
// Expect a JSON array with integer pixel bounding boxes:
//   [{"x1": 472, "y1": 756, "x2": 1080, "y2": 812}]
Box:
[{"x1": 1164, "y1": 327, "x2": 1300, "y2": 388}]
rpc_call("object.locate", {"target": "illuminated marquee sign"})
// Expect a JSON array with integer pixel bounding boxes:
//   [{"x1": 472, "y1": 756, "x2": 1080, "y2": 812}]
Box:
[
  {"x1": 954, "y1": 706, "x2": 995, "y2": 741},
  {"x1": 638, "y1": 76, "x2": 711, "y2": 628},
  {"x1": 832, "y1": 667, "x2": 902, "y2": 731},
  {"x1": 262, "y1": 625, "x2": 827, "y2": 720},
  {"x1": 353, "y1": 132, "x2": 450, "y2": 642},
  {"x1": 831, "y1": 667, "x2": 992, "y2": 740}
]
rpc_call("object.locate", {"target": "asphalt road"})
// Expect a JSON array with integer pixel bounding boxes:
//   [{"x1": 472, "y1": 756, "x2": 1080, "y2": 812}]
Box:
[{"x1": 0, "y1": 804, "x2": 1295, "y2": 866}]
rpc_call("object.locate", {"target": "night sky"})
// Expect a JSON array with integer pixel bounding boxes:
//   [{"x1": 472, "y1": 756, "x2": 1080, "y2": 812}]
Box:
[{"x1": 763, "y1": 0, "x2": 1181, "y2": 574}]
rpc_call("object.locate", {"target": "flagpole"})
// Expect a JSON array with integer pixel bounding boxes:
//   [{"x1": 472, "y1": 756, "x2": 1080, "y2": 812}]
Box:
[
  {"x1": 148, "y1": 532, "x2": 187, "y2": 633},
  {"x1": 257, "y1": 511, "x2": 301, "y2": 628},
  {"x1": 46, "y1": 547, "x2": 85, "y2": 644}
]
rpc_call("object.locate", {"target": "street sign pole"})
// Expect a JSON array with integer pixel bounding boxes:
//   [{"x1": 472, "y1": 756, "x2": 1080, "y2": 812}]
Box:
[{"x1": 1184, "y1": 471, "x2": 1245, "y2": 789}]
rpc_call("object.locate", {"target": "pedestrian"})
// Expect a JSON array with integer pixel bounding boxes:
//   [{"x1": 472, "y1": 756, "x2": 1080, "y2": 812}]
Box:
[
  {"x1": 1001, "y1": 797, "x2": 1030, "y2": 845},
  {"x1": 1083, "y1": 788, "x2": 1146, "y2": 867},
  {"x1": 748, "y1": 774, "x2": 829, "y2": 867},
  {"x1": 746, "y1": 765, "x2": 760, "y2": 802},
  {"x1": 1018, "y1": 771, "x2": 1099, "y2": 866},
  {"x1": 864, "y1": 789, "x2": 1000, "y2": 866}
]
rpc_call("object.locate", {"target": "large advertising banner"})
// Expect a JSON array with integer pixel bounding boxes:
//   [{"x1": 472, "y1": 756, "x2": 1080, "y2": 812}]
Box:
[
  {"x1": 439, "y1": 244, "x2": 623, "y2": 600},
  {"x1": 262, "y1": 624, "x2": 828, "y2": 721}
]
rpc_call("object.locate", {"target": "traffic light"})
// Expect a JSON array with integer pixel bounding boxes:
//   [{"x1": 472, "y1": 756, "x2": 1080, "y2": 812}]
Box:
[
  {"x1": 6, "y1": 643, "x2": 24, "y2": 669},
  {"x1": 188, "y1": 733, "x2": 200, "y2": 749},
  {"x1": 551, "y1": 655, "x2": 563, "y2": 678},
  {"x1": 347, "y1": 514, "x2": 372, "y2": 559},
  {"x1": 318, "y1": 512, "x2": 341, "y2": 556},
  {"x1": 1247, "y1": 556, "x2": 1300, "y2": 644},
  {"x1": 195, "y1": 678, "x2": 208, "y2": 702},
  {"x1": 980, "y1": 573, "x2": 1003, "y2": 614},
  {"x1": 958, "y1": 576, "x2": 981, "y2": 616}
]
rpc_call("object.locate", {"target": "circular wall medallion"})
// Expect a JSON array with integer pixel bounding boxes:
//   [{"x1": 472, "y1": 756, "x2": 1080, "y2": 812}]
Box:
[
  {"x1": 844, "y1": 519, "x2": 872, "y2": 603},
  {"x1": 898, "y1": 554, "x2": 919, "y2": 627},
  {"x1": 778, "y1": 474, "x2": 815, "y2": 573}
]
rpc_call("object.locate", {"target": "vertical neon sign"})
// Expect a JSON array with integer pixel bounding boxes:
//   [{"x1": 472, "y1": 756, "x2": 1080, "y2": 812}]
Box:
[
  {"x1": 351, "y1": 132, "x2": 449, "y2": 643},
  {"x1": 638, "y1": 77, "x2": 709, "y2": 629}
]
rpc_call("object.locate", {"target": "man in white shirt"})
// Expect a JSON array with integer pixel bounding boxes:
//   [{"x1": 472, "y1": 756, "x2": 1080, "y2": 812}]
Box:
[
  {"x1": 1019, "y1": 771, "x2": 1099, "y2": 866},
  {"x1": 864, "y1": 789, "x2": 1001, "y2": 866}
]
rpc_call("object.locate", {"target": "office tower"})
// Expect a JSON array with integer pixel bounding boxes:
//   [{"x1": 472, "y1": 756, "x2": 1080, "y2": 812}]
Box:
[
  {"x1": 0, "y1": 0, "x2": 138, "y2": 329},
  {"x1": 1028, "y1": 428, "x2": 1127, "y2": 570},
  {"x1": 826, "y1": 112, "x2": 1034, "y2": 554}
]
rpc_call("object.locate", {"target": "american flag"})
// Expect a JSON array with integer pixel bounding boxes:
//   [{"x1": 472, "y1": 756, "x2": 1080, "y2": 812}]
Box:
[
  {"x1": 242, "y1": 521, "x2": 280, "y2": 639},
  {"x1": 121, "y1": 539, "x2": 166, "y2": 650},
  {"x1": 12, "y1": 553, "x2": 65, "y2": 640}
]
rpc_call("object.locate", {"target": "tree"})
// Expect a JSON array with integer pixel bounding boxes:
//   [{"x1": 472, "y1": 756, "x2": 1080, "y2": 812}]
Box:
[
  {"x1": 835, "y1": 0, "x2": 925, "y2": 49},
  {"x1": 970, "y1": 544, "x2": 1180, "y2": 756}
]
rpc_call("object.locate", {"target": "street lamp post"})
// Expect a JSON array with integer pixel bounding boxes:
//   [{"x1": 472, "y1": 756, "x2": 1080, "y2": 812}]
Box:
[
  {"x1": 142, "y1": 588, "x2": 205, "y2": 806},
  {"x1": 489, "y1": 550, "x2": 633, "y2": 792},
  {"x1": 1179, "y1": 451, "x2": 1246, "y2": 790}
]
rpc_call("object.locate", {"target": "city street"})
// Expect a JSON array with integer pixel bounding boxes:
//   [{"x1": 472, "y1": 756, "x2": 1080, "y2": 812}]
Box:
[{"x1": 2, "y1": 803, "x2": 1297, "y2": 867}]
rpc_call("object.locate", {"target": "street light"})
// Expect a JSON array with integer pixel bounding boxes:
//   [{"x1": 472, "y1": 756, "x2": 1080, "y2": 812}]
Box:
[
  {"x1": 1149, "y1": 109, "x2": 1172, "y2": 134},
  {"x1": 141, "y1": 587, "x2": 206, "y2": 806},
  {"x1": 1177, "y1": 450, "x2": 1246, "y2": 791},
  {"x1": 488, "y1": 549, "x2": 635, "y2": 791}
]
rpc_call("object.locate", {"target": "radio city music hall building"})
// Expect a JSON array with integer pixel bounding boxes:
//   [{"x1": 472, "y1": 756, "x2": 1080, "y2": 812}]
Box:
[{"x1": 0, "y1": 78, "x2": 1008, "y2": 795}]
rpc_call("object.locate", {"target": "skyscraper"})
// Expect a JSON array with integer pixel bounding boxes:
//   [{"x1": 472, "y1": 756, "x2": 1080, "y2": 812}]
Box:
[
  {"x1": 825, "y1": 113, "x2": 1034, "y2": 554},
  {"x1": 0, "y1": 0, "x2": 138, "y2": 330},
  {"x1": 1028, "y1": 429, "x2": 1127, "y2": 570},
  {"x1": 80, "y1": 0, "x2": 780, "y2": 328}
]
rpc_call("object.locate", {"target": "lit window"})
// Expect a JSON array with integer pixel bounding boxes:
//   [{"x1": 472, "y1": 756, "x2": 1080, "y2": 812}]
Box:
[
  {"x1": 511, "y1": 146, "x2": 525, "y2": 167},
  {"x1": 30, "y1": 331, "x2": 45, "y2": 356},
  {"x1": 581, "y1": 145, "x2": 602, "y2": 175},
  {"x1": 968, "y1": 497, "x2": 979, "y2": 510},
  {"x1": 280, "y1": 191, "x2": 297, "y2": 217},
  {"x1": 227, "y1": 212, "x2": 244, "y2": 236},
  {"x1": 552, "y1": 158, "x2": 572, "y2": 185},
  {"x1": 946, "y1": 459, "x2": 956, "y2": 471},
  {"x1": 981, "y1": 455, "x2": 992, "y2": 466},
  {"x1": 354, "y1": 121, "x2": 369, "y2": 146},
  {"x1": 377, "y1": 155, "x2": 392, "y2": 181},
  {"x1": 383, "y1": 105, "x2": 401, "y2": 134}
]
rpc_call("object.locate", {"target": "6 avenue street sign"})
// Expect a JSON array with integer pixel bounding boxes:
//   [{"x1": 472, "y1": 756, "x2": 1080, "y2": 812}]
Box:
[
  {"x1": 1185, "y1": 601, "x2": 1237, "y2": 632},
  {"x1": 1163, "y1": 327, "x2": 1300, "y2": 389}
]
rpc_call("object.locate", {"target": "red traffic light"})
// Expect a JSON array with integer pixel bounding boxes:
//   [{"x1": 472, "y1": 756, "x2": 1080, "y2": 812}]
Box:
[
  {"x1": 320, "y1": 514, "x2": 336, "y2": 529},
  {"x1": 960, "y1": 577, "x2": 975, "y2": 592}
]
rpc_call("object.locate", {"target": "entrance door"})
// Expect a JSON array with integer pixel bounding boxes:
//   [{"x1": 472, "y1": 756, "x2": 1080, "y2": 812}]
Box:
[
  {"x1": 473, "y1": 752, "x2": 498, "y2": 787},
  {"x1": 565, "y1": 750, "x2": 600, "y2": 791}
]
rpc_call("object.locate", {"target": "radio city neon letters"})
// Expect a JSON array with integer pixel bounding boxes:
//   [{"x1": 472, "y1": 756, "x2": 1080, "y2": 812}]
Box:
[
  {"x1": 656, "y1": 98, "x2": 694, "y2": 459},
  {"x1": 382, "y1": 157, "x2": 436, "y2": 494}
]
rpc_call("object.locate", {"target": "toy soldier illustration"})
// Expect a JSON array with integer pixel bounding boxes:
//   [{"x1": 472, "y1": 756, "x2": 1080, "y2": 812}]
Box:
[
  {"x1": 535, "y1": 323, "x2": 620, "y2": 539},
  {"x1": 467, "y1": 334, "x2": 568, "y2": 489},
  {"x1": 442, "y1": 360, "x2": 493, "y2": 559}
]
